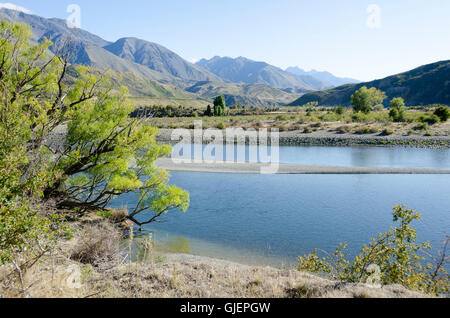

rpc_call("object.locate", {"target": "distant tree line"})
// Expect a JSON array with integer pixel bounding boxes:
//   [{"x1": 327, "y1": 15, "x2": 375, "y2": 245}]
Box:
[{"x1": 131, "y1": 105, "x2": 201, "y2": 118}]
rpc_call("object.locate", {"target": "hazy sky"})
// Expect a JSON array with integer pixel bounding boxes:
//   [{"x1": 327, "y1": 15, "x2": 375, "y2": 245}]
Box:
[{"x1": 3, "y1": 0, "x2": 450, "y2": 81}]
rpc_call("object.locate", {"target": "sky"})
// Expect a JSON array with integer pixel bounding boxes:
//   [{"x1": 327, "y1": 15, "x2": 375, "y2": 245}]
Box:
[{"x1": 2, "y1": 0, "x2": 450, "y2": 81}]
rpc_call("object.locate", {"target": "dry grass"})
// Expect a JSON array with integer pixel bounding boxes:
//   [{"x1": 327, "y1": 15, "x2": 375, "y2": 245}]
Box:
[
  {"x1": 69, "y1": 224, "x2": 122, "y2": 269},
  {"x1": 148, "y1": 108, "x2": 450, "y2": 137},
  {"x1": 84, "y1": 258, "x2": 428, "y2": 298},
  {"x1": 0, "y1": 216, "x2": 431, "y2": 298}
]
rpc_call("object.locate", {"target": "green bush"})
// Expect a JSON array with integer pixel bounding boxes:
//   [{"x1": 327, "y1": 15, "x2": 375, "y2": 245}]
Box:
[
  {"x1": 415, "y1": 122, "x2": 429, "y2": 131},
  {"x1": 434, "y1": 106, "x2": 450, "y2": 122},
  {"x1": 373, "y1": 104, "x2": 385, "y2": 112},
  {"x1": 381, "y1": 128, "x2": 394, "y2": 136},
  {"x1": 334, "y1": 107, "x2": 345, "y2": 115},
  {"x1": 298, "y1": 205, "x2": 449, "y2": 295},
  {"x1": 276, "y1": 115, "x2": 288, "y2": 121},
  {"x1": 421, "y1": 115, "x2": 441, "y2": 125}
]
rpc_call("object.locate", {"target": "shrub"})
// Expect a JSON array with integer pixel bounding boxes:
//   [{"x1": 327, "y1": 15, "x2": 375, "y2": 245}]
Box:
[
  {"x1": 334, "y1": 107, "x2": 345, "y2": 115},
  {"x1": 373, "y1": 104, "x2": 385, "y2": 112},
  {"x1": 276, "y1": 115, "x2": 288, "y2": 121},
  {"x1": 217, "y1": 122, "x2": 226, "y2": 130},
  {"x1": 355, "y1": 127, "x2": 378, "y2": 134},
  {"x1": 298, "y1": 206, "x2": 449, "y2": 295},
  {"x1": 414, "y1": 123, "x2": 428, "y2": 131},
  {"x1": 381, "y1": 128, "x2": 394, "y2": 136},
  {"x1": 434, "y1": 106, "x2": 450, "y2": 122},
  {"x1": 336, "y1": 126, "x2": 352, "y2": 134},
  {"x1": 422, "y1": 115, "x2": 441, "y2": 125},
  {"x1": 70, "y1": 224, "x2": 122, "y2": 268}
]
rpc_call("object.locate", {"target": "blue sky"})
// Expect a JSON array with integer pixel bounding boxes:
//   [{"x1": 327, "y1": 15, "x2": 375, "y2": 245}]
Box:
[{"x1": 3, "y1": 0, "x2": 450, "y2": 81}]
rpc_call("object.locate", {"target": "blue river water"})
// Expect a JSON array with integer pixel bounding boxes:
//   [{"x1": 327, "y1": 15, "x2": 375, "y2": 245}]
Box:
[
  {"x1": 111, "y1": 146, "x2": 450, "y2": 267},
  {"x1": 171, "y1": 144, "x2": 450, "y2": 169}
]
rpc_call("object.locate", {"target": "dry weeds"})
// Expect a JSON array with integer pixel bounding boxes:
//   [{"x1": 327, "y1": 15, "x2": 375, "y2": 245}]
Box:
[{"x1": 0, "y1": 216, "x2": 431, "y2": 298}]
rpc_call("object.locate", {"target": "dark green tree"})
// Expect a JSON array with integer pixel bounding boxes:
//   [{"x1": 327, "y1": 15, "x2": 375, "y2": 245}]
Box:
[
  {"x1": 204, "y1": 105, "x2": 212, "y2": 117},
  {"x1": 434, "y1": 106, "x2": 450, "y2": 122},
  {"x1": 213, "y1": 96, "x2": 226, "y2": 116}
]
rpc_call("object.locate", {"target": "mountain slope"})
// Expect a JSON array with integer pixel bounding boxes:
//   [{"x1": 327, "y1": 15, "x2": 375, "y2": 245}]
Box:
[
  {"x1": 289, "y1": 60, "x2": 450, "y2": 106},
  {"x1": 0, "y1": 8, "x2": 109, "y2": 47},
  {"x1": 285, "y1": 67, "x2": 360, "y2": 87},
  {"x1": 197, "y1": 56, "x2": 328, "y2": 91},
  {"x1": 103, "y1": 38, "x2": 222, "y2": 82},
  {"x1": 186, "y1": 81, "x2": 299, "y2": 107},
  {"x1": 0, "y1": 8, "x2": 179, "y2": 82}
]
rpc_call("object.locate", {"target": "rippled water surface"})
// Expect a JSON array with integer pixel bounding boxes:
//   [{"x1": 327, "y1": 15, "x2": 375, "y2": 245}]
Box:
[{"x1": 112, "y1": 146, "x2": 450, "y2": 267}]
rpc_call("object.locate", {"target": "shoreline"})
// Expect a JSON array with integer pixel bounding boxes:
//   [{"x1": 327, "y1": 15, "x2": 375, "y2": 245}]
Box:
[
  {"x1": 156, "y1": 158, "x2": 450, "y2": 175},
  {"x1": 157, "y1": 129, "x2": 450, "y2": 149}
]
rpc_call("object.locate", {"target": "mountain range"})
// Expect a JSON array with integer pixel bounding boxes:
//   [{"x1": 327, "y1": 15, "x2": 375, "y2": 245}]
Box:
[
  {"x1": 290, "y1": 60, "x2": 450, "y2": 106},
  {"x1": 285, "y1": 67, "x2": 360, "y2": 88},
  {"x1": 196, "y1": 56, "x2": 331, "y2": 91},
  {"x1": 1, "y1": 8, "x2": 448, "y2": 108},
  {"x1": 0, "y1": 8, "x2": 360, "y2": 106}
]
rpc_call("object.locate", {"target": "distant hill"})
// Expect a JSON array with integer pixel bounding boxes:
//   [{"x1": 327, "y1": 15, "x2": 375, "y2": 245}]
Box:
[
  {"x1": 289, "y1": 60, "x2": 450, "y2": 106},
  {"x1": 185, "y1": 81, "x2": 299, "y2": 107},
  {"x1": 104, "y1": 38, "x2": 222, "y2": 82},
  {"x1": 285, "y1": 66, "x2": 360, "y2": 87},
  {"x1": 197, "y1": 56, "x2": 329, "y2": 91}
]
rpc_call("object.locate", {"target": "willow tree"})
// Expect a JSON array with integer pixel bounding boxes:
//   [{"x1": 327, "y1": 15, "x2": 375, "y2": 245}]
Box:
[
  {"x1": 0, "y1": 21, "x2": 189, "y2": 234},
  {"x1": 351, "y1": 86, "x2": 386, "y2": 114}
]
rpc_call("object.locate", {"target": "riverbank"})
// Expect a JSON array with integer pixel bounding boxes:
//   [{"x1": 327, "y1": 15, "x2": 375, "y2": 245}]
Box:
[
  {"x1": 155, "y1": 158, "x2": 450, "y2": 174},
  {"x1": 0, "y1": 215, "x2": 429, "y2": 298},
  {"x1": 157, "y1": 129, "x2": 450, "y2": 149}
]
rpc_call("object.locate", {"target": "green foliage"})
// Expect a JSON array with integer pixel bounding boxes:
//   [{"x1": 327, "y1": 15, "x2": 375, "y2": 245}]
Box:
[
  {"x1": 204, "y1": 105, "x2": 213, "y2": 117},
  {"x1": 421, "y1": 114, "x2": 441, "y2": 125},
  {"x1": 390, "y1": 97, "x2": 406, "y2": 109},
  {"x1": 276, "y1": 115, "x2": 288, "y2": 121},
  {"x1": 351, "y1": 86, "x2": 387, "y2": 114},
  {"x1": 0, "y1": 21, "x2": 190, "y2": 264},
  {"x1": 373, "y1": 104, "x2": 385, "y2": 112},
  {"x1": 389, "y1": 97, "x2": 406, "y2": 122},
  {"x1": 434, "y1": 106, "x2": 450, "y2": 122},
  {"x1": 298, "y1": 206, "x2": 449, "y2": 295},
  {"x1": 303, "y1": 101, "x2": 319, "y2": 107},
  {"x1": 334, "y1": 106, "x2": 345, "y2": 115},
  {"x1": 0, "y1": 21, "x2": 68, "y2": 265},
  {"x1": 213, "y1": 96, "x2": 226, "y2": 116},
  {"x1": 132, "y1": 105, "x2": 200, "y2": 118}
]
